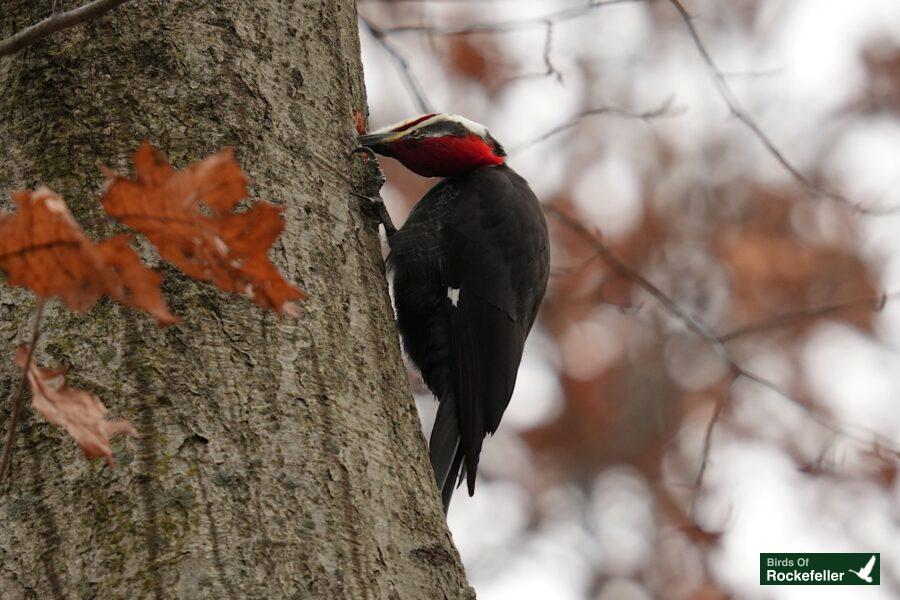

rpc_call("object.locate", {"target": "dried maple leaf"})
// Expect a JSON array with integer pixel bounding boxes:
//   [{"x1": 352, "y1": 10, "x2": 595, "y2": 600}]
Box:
[
  {"x1": 101, "y1": 143, "x2": 305, "y2": 314},
  {"x1": 0, "y1": 187, "x2": 177, "y2": 324},
  {"x1": 16, "y1": 346, "x2": 137, "y2": 466}
]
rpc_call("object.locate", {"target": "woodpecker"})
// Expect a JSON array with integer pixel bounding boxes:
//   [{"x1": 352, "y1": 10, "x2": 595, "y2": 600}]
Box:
[{"x1": 356, "y1": 113, "x2": 549, "y2": 512}]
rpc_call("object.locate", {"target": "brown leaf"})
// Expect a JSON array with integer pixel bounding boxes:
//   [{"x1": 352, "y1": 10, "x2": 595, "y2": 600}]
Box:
[
  {"x1": 16, "y1": 346, "x2": 137, "y2": 466},
  {"x1": 442, "y1": 35, "x2": 510, "y2": 96},
  {"x1": 0, "y1": 187, "x2": 177, "y2": 324},
  {"x1": 101, "y1": 143, "x2": 305, "y2": 314},
  {"x1": 354, "y1": 109, "x2": 367, "y2": 135},
  {"x1": 96, "y1": 235, "x2": 176, "y2": 323},
  {"x1": 715, "y1": 185, "x2": 878, "y2": 334}
]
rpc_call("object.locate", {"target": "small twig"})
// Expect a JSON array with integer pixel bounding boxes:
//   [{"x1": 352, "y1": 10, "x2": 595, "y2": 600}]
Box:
[
  {"x1": 0, "y1": 299, "x2": 47, "y2": 484},
  {"x1": 377, "y1": 0, "x2": 645, "y2": 36},
  {"x1": 691, "y1": 375, "x2": 738, "y2": 512},
  {"x1": 0, "y1": 0, "x2": 131, "y2": 57},
  {"x1": 507, "y1": 20, "x2": 564, "y2": 84},
  {"x1": 359, "y1": 16, "x2": 434, "y2": 114},
  {"x1": 653, "y1": 483, "x2": 720, "y2": 547},
  {"x1": 666, "y1": 0, "x2": 899, "y2": 215},
  {"x1": 547, "y1": 206, "x2": 719, "y2": 342},
  {"x1": 539, "y1": 21, "x2": 561, "y2": 83},
  {"x1": 509, "y1": 98, "x2": 680, "y2": 154},
  {"x1": 719, "y1": 292, "x2": 895, "y2": 342}
]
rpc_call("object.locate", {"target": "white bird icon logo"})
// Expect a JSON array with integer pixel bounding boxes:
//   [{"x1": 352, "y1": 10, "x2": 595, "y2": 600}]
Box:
[{"x1": 848, "y1": 555, "x2": 877, "y2": 583}]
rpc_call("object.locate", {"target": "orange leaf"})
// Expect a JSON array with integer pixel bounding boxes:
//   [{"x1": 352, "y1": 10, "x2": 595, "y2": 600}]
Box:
[
  {"x1": 354, "y1": 110, "x2": 367, "y2": 135},
  {"x1": 96, "y1": 235, "x2": 177, "y2": 323},
  {"x1": 16, "y1": 347, "x2": 137, "y2": 466},
  {"x1": 0, "y1": 187, "x2": 177, "y2": 324},
  {"x1": 101, "y1": 143, "x2": 306, "y2": 314}
]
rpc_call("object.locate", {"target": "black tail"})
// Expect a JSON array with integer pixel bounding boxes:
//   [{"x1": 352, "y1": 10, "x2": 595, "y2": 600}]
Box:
[{"x1": 429, "y1": 390, "x2": 464, "y2": 514}]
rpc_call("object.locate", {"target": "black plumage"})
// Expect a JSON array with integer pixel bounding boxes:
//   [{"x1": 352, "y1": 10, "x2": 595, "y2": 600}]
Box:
[{"x1": 388, "y1": 164, "x2": 550, "y2": 511}]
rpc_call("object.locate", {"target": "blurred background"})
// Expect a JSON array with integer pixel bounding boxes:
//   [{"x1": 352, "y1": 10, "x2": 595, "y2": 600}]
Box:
[{"x1": 357, "y1": 1, "x2": 900, "y2": 598}]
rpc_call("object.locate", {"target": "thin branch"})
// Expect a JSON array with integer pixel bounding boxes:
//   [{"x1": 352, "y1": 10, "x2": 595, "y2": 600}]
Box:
[
  {"x1": 359, "y1": 16, "x2": 434, "y2": 114},
  {"x1": 0, "y1": 299, "x2": 47, "y2": 485},
  {"x1": 719, "y1": 292, "x2": 896, "y2": 342},
  {"x1": 0, "y1": 0, "x2": 131, "y2": 58},
  {"x1": 547, "y1": 206, "x2": 720, "y2": 343},
  {"x1": 653, "y1": 482, "x2": 720, "y2": 547},
  {"x1": 691, "y1": 375, "x2": 738, "y2": 512},
  {"x1": 509, "y1": 98, "x2": 681, "y2": 154},
  {"x1": 719, "y1": 67, "x2": 784, "y2": 80},
  {"x1": 377, "y1": 0, "x2": 645, "y2": 36},
  {"x1": 666, "y1": 0, "x2": 898, "y2": 216},
  {"x1": 492, "y1": 19, "x2": 565, "y2": 84},
  {"x1": 531, "y1": 20, "x2": 562, "y2": 83}
]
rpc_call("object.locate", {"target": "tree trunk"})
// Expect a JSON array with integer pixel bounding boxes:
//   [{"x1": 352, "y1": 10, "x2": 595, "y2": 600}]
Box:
[{"x1": 0, "y1": 2, "x2": 471, "y2": 598}]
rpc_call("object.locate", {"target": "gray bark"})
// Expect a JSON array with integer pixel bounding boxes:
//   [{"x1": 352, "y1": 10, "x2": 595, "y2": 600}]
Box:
[{"x1": 0, "y1": 1, "x2": 472, "y2": 598}]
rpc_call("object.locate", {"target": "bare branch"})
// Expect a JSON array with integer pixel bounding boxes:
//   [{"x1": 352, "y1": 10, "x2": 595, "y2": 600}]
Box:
[
  {"x1": 376, "y1": 0, "x2": 645, "y2": 36},
  {"x1": 359, "y1": 16, "x2": 435, "y2": 114},
  {"x1": 513, "y1": 20, "x2": 565, "y2": 84},
  {"x1": 0, "y1": 0, "x2": 131, "y2": 58},
  {"x1": 719, "y1": 292, "x2": 896, "y2": 342},
  {"x1": 509, "y1": 98, "x2": 681, "y2": 154},
  {"x1": 654, "y1": 482, "x2": 720, "y2": 547},
  {"x1": 504, "y1": 34, "x2": 558, "y2": 82},
  {"x1": 691, "y1": 375, "x2": 737, "y2": 512},
  {"x1": 547, "y1": 206, "x2": 720, "y2": 341},
  {"x1": 0, "y1": 299, "x2": 46, "y2": 485},
  {"x1": 540, "y1": 21, "x2": 559, "y2": 82},
  {"x1": 666, "y1": 0, "x2": 899, "y2": 215}
]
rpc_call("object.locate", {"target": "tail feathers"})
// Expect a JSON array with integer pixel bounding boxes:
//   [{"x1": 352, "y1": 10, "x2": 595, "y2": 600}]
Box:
[
  {"x1": 429, "y1": 391, "x2": 463, "y2": 514},
  {"x1": 440, "y1": 444, "x2": 465, "y2": 512}
]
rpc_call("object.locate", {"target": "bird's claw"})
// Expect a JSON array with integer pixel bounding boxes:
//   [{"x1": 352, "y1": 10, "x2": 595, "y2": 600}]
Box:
[
  {"x1": 351, "y1": 146, "x2": 385, "y2": 189},
  {"x1": 351, "y1": 192, "x2": 396, "y2": 238},
  {"x1": 351, "y1": 146, "x2": 377, "y2": 160}
]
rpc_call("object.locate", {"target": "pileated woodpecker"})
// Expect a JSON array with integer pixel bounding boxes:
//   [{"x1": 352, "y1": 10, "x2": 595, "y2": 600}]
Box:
[{"x1": 356, "y1": 113, "x2": 549, "y2": 512}]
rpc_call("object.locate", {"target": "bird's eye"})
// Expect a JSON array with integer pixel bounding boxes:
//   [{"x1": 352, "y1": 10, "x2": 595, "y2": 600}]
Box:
[{"x1": 408, "y1": 129, "x2": 426, "y2": 140}]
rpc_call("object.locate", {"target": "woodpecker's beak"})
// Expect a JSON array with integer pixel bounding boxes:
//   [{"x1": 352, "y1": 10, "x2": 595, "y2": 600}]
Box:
[{"x1": 355, "y1": 132, "x2": 396, "y2": 156}]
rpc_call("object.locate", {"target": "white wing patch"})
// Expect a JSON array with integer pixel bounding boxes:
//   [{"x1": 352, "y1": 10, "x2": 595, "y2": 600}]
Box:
[{"x1": 447, "y1": 287, "x2": 461, "y2": 307}]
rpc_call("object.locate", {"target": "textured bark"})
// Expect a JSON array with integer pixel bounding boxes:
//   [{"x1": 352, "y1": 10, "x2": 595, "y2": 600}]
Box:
[{"x1": 0, "y1": 2, "x2": 472, "y2": 598}]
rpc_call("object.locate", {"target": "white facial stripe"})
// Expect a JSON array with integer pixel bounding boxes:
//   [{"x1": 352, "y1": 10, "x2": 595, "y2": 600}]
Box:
[
  {"x1": 447, "y1": 287, "x2": 460, "y2": 307},
  {"x1": 426, "y1": 114, "x2": 489, "y2": 138},
  {"x1": 371, "y1": 114, "x2": 434, "y2": 135},
  {"x1": 372, "y1": 113, "x2": 490, "y2": 139}
]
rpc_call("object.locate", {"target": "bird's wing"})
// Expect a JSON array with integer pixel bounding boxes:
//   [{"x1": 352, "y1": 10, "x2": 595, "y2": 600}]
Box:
[
  {"x1": 863, "y1": 555, "x2": 876, "y2": 575},
  {"x1": 386, "y1": 178, "x2": 456, "y2": 268},
  {"x1": 446, "y1": 272, "x2": 526, "y2": 495},
  {"x1": 443, "y1": 167, "x2": 549, "y2": 495}
]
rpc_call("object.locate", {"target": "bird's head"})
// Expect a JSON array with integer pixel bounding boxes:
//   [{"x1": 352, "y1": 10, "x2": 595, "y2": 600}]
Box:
[{"x1": 356, "y1": 113, "x2": 506, "y2": 178}]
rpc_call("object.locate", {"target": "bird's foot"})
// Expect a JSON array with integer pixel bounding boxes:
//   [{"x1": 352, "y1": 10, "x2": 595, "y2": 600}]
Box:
[
  {"x1": 351, "y1": 146, "x2": 386, "y2": 189},
  {"x1": 351, "y1": 192, "x2": 396, "y2": 238},
  {"x1": 351, "y1": 146, "x2": 376, "y2": 160}
]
